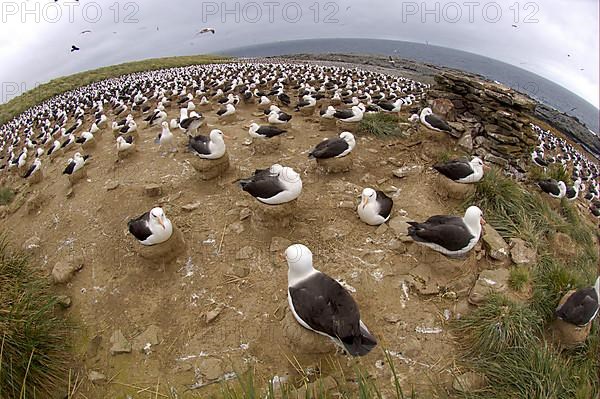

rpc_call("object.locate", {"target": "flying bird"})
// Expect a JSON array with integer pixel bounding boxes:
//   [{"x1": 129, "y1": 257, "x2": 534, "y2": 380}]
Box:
[
  {"x1": 196, "y1": 28, "x2": 216, "y2": 36},
  {"x1": 71, "y1": 45, "x2": 80, "y2": 52},
  {"x1": 80, "y1": 30, "x2": 91, "y2": 34}
]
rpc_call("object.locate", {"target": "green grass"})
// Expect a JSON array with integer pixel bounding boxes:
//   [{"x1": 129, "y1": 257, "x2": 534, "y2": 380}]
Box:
[
  {"x1": 357, "y1": 113, "x2": 404, "y2": 138},
  {"x1": 0, "y1": 188, "x2": 15, "y2": 206},
  {"x1": 220, "y1": 351, "x2": 413, "y2": 399},
  {"x1": 0, "y1": 236, "x2": 72, "y2": 398},
  {"x1": 529, "y1": 164, "x2": 573, "y2": 186},
  {"x1": 508, "y1": 267, "x2": 530, "y2": 291},
  {"x1": 0, "y1": 55, "x2": 228, "y2": 126},
  {"x1": 456, "y1": 166, "x2": 599, "y2": 399}
]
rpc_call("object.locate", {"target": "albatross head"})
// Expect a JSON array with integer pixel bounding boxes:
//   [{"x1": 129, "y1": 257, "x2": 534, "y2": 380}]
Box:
[
  {"x1": 340, "y1": 131, "x2": 356, "y2": 148},
  {"x1": 463, "y1": 206, "x2": 485, "y2": 236},
  {"x1": 420, "y1": 107, "x2": 433, "y2": 117},
  {"x1": 285, "y1": 244, "x2": 315, "y2": 284},
  {"x1": 360, "y1": 187, "x2": 377, "y2": 208},
  {"x1": 149, "y1": 207, "x2": 168, "y2": 230}
]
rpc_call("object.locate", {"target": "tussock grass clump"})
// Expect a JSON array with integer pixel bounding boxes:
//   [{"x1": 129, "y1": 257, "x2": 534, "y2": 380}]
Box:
[
  {"x1": 357, "y1": 113, "x2": 403, "y2": 138},
  {"x1": 531, "y1": 255, "x2": 587, "y2": 322},
  {"x1": 466, "y1": 168, "x2": 562, "y2": 246},
  {"x1": 528, "y1": 164, "x2": 572, "y2": 186},
  {"x1": 0, "y1": 187, "x2": 15, "y2": 206},
  {"x1": 464, "y1": 343, "x2": 594, "y2": 399},
  {"x1": 453, "y1": 295, "x2": 541, "y2": 357},
  {"x1": 509, "y1": 266, "x2": 530, "y2": 291},
  {"x1": 0, "y1": 237, "x2": 71, "y2": 398}
]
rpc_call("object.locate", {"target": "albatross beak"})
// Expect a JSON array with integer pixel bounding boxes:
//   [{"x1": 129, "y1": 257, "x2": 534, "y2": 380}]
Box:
[
  {"x1": 483, "y1": 163, "x2": 491, "y2": 170},
  {"x1": 159, "y1": 217, "x2": 166, "y2": 230},
  {"x1": 480, "y1": 217, "x2": 487, "y2": 226},
  {"x1": 223, "y1": 134, "x2": 232, "y2": 139}
]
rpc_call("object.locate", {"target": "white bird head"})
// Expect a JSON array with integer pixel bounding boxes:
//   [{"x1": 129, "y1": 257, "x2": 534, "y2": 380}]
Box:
[
  {"x1": 340, "y1": 131, "x2": 355, "y2": 146},
  {"x1": 161, "y1": 121, "x2": 169, "y2": 129},
  {"x1": 463, "y1": 206, "x2": 485, "y2": 234},
  {"x1": 361, "y1": 187, "x2": 377, "y2": 207},
  {"x1": 149, "y1": 207, "x2": 168, "y2": 230},
  {"x1": 421, "y1": 107, "x2": 433, "y2": 117},
  {"x1": 285, "y1": 244, "x2": 315, "y2": 284},
  {"x1": 209, "y1": 129, "x2": 226, "y2": 142}
]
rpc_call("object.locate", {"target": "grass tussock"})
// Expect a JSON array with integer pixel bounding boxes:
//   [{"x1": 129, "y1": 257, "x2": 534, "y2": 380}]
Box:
[
  {"x1": 0, "y1": 236, "x2": 71, "y2": 398},
  {"x1": 508, "y1": 266, "x2": 530, "y2": 291},
  {"x1": 0, "y1": 55, "x2": 228, "y2": 126},
  {"x1": 529, "y1": 163, "x2": 573, "y2": 186},
  {"x1": 221, "y1": 351, "x2": 413, "y2": 399},
  {"x1": 458, "y1": 166, "x2": 599, "y2": 399},
  {"x1": 0, "y1": 187, "x2": 15, "y2": 206},
  {"x1": 357, "y1": 113, "x2": 404, "y2": 138}
]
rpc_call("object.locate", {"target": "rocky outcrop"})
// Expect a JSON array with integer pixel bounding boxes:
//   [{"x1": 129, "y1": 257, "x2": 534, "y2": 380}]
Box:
[{"x1": 432, "y1": 72, "x2": 538, "y2": 169}]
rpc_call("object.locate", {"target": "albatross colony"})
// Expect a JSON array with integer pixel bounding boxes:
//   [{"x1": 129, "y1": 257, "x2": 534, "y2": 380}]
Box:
[{"x1": 1, "y1": 60, "x2": 599, "y2": 392}]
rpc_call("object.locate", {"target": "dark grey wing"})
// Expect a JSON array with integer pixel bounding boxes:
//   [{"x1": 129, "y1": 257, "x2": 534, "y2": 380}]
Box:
[
  {"x1": 538, "y1": 180, "x2": 559, "y2": 196},
  {"x1": 240, "y1": 172, "x2": 284, "y2": 199},
  {"x1": 425, "y1": 114, "x2": 452, "y2": 131},
  {"x1": 408, "y1": 220, "x2": 474, "y2": 251},
  {"x1": 556, "y1": 288, "x2": 599, "y2": 326},
  {"x1": 333, "y1": 109, "x2": 354, "y2": 119},
  {"x1": 434, "y1": 160, "x2": 473, "y2": 180},
  {"x1": 258, "y1": 126, "x2": 286, "y2": 138},
  {"x1": 62, "y1": 161, "x2": 75, "y2": 175},
  {"x1": 188, "y1": 135, "x2": 211, "y2": 155},
  {"x1": 309, "y1": 138, "x2": 348, "y2": 159},
  {"x1": 127, "y1": 212, "x2": 152, "y2": 241},
  {"x1": 376, "y1": 191, "x2": 393, "y2": 219},
  {"x1": 289, "y1": 273, "x2": 361, "y2": 342}
]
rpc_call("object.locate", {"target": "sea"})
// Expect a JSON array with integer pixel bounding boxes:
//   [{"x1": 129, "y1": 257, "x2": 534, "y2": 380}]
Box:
[{"x1": 220, "y1": 38, "x2": 599, "y2": 134}]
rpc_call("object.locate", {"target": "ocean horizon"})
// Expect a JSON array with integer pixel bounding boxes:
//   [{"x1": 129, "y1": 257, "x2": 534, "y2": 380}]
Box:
[{"x1": 220, "y1": 38, "x2": 599, "y2": 134}]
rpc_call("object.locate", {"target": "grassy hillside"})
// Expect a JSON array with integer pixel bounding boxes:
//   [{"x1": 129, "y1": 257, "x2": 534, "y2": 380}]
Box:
[{"x1": 0, "y1": 55, "x2": 229, "y2": 126}]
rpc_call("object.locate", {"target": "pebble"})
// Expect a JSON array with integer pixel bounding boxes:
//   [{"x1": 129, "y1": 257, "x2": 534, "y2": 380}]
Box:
[
  {"x1": 110, "y1": 330, "x2": 132, "y2": 355},
  {"x1": 56, "y1": 295, "x2": 72, "y2": 308},
  {"x1": 182, "y1": 202, "x2": 201, "y2": 212},
  {"x1": 239, "y1": 208, "x2": 252, "y2": 220},
  {"x1": 88, "y1": 371, "x2": 106, "y2": 384},
  {"x1": 104, "y1": 181, "x2": 120, "y2": 191},
  {"x1": 51, "y1": 260, "x2": 84, "y2": 284}
]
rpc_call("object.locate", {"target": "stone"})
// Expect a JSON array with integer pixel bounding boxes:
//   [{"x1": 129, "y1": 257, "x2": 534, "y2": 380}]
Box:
[
  {"x1": 434, "y1": 175, "x2": 476, "y2": 200},
  {"x1": 239, "y1": 208, "x2": 252, "y2": 220},
  {"x1": 484, "y1": 153, "x2": 509, "y2": 167},
  {"x1": 452, "y1": 372, "x2": 487, "y2": 393},
  {"x1": 432, "y1": 98, "x2": 456, "y2": 121},
  {"x1": 482, "y1": 225, "x2": 510, "y2": 261},
  {"x1": 550, "y1": 290, "x2": 593, "y2": 348},
  {"x1": 392, "y1": 165, "x2": 423, "y2": 179},
  {"x1": 204, "y1": 307, "x2": 223, "y2": 324},
  {"x1": 457, "y1": 132, "x2": 473, "y2": 152},
  {"x1": 270, "y1": 237, "x2": 292, "y2": 253},
  {"x1": 56, "y1": 295, "x2": 72, "y2": 308},
  {"x1": 338, "y1": 201, "x2": 356, "y2": 209},
  {"x1": 229, "y1": 221, "x2": 245, "y2": 234},
  {"x1": 88, "y1": 371, "x2": 106, "y2": 384},
  {"x1": 375, "y1": 223, "x2": 389, "y2": 235},
  {"x1": 236, "y1": 246, "x2": 256, "y2": 260},
  {"x1": 321, "y1": 220, "x2": 353, "y2": 241},
  {"x1": 144, "y1": 184, "x2": 162, "y2": 198},
  {"x1": 197, "y1": 357, "x2": 224, "y2": 381},
  {"x1": 182, "y1": 202, "x2": 201, "y2": 212},
  {"x1": 132, "y1": 325, "x2": 160, "y2": 353},
  {"x1": 22, "y1": 236, "x2": 41, "y2": 253},
  {"x1": 387, "y1": 238, "x2": 407, "y2": 254},
  {"x1": 469, "y1": 268, "x2": 510, "y2": 305},
  {"x1": 389, "y1": 216, "x2": 411, "y2": 237},
  {"x1": 51, "y1": 260, "x2": 83, "y2": 284},
  {"x1": 110, "y1": 330, "x2": 132, "y2": 355},
  {"x1": 509, "y1": 238, "x2": 537, "y2": 265}
]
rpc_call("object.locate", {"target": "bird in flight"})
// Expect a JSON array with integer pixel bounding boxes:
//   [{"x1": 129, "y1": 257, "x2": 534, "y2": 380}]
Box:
[
  {"x1": 196, "y1": 28, "x2": 216, "y2": 36},
  {"x1": 512, "y1": 24, "x2": 518, "y2": 28},
  {"x1": 71, "y1": 45, "x2": 80, "y2": 52},
  {"x1": 80, "y1": 30, "x2": 91, "y2": 34}
]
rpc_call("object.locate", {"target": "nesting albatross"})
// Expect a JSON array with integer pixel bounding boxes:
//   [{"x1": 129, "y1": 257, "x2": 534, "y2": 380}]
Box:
[{"x1": 285, "y1": 244, "x2": 377, "y2": 356}]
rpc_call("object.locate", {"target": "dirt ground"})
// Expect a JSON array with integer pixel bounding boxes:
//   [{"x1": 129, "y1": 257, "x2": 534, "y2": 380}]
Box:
[{"x1": 2, "y1": 66, "x2": 512, "y2": 398}]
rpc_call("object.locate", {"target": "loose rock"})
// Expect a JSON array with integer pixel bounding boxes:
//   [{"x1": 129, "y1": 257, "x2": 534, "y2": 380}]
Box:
[
  {"x1": 110, "y1": 329, "x2": 132, "y2": 355},
  {"x1": 482, "y1": 225, "x2": 510, "y2": 261},
  {"x1": 509, "y1": 238, "x2": 537, "y2": 265},
  {"x1": 469, "y1": 268, "x2": 510, "y2": 305}
]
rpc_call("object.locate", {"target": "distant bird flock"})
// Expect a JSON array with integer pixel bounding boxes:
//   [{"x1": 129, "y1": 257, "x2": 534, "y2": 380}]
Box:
[{"x1": 1, "y1": 61, "x2": 598, "y2": 352}]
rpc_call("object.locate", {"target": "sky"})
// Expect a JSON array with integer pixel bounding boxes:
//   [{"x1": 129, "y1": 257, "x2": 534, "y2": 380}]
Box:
[{"x1": 0, "y1": 0, "x2": 598, "y2": 107}]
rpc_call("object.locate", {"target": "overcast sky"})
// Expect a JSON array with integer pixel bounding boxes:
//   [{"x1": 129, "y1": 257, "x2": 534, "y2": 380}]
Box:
[{"x1": 0, "y1": 0, "x2": 598, "y2": 107}]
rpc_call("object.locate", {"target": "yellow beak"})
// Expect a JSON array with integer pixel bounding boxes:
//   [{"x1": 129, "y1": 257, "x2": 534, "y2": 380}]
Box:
[
  {"x1": 480, "y1": 217, "x2": 487, "y2": 226},
  {"x1": 159, "y1": 218, "x2": 166, "y2": 230}
]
